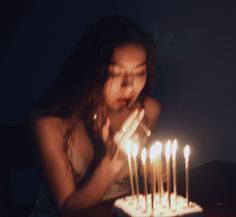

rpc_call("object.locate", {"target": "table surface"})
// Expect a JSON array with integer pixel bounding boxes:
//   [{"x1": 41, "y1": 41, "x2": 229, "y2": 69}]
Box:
[{"x1": 71, "y1": 161, "x2": 236, "y2": 217}]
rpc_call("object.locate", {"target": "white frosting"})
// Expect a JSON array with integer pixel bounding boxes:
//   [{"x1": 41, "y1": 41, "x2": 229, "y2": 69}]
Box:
[{"x1": 113, "y1": 193, "x2": 203, "y2": 217}]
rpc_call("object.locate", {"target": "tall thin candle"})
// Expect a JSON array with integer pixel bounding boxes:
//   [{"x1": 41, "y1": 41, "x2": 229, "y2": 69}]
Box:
[
  {"x1": 184, "y1": 145, "x2": 190, "y2": 207},
  {"x1": 141, "y1": 148, "x2": 148, "y2": 208},
  {"x1": 126, "y1": 140, "x2": 135, "y2": 199},
  {"x1": 156, "y1": 141, "x2": 163, "y2": 205},
  {"x1": 150, "y1": 144, "x2": 157, "y2": 210},
  {"x1": 165, "y1": 140, "x2": 171, "y2": 209},
  {"x1": 132, "y1": 142, "x2": 139, "y2": 202},
  {"x1": 172, "y1": 139, "x2": 178, "y2": 200}
]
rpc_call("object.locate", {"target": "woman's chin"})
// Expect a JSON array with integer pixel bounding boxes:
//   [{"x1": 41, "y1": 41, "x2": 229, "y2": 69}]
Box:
[
  {"x1": 107, "y1": 104, "x2": 127, "y2": 112},
  {"x1": 106, "y1": 99, "x2": 136, "y2": 111}
]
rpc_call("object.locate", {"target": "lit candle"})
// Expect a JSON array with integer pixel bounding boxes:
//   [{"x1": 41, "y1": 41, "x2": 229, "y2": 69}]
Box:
[
  {"x1": 155, "y1": 141, "x2": 163, "y2": 205},
  {"x1": 150, "y1": 144, "x2": 157, "y2": 209},
  {"x1": 172, "y1": 139, "x2": 178, "y2": 200},
  {"x1": 165, "y1": 140, "x2": 171, "y2": 209},
  {"x1": 141, "y1": 148, "x2": 148, "y2": 208},
  {"x1": 126, "y1": 140, "x2": 135, "y2": 199},
  {"x1": 131, "y1": 142, "x2": 139, "y2": 202},
  {"x1": 184, "y1": 145, "x2": 190, "y2": 207}
]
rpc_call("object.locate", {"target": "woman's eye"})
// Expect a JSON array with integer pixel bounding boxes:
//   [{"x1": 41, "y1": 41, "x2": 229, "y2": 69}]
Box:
[
  {"x1": 110, "y1": 71, "x2": 122, "y2": 77},
  {"x1": 109, "y1": 70, "x2": 146, "y2": 77},
  {"x1": 135, "y1": 71, "x2": 146, "y2": 76}
]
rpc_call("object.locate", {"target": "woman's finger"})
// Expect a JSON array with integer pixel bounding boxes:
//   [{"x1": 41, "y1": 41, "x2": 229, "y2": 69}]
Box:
[
  {"x1": 113, "y1": 108, "x2": 139, "y2": 143},
  {"x1": 120, "y1": 108, "x2": 139, "y2": 133},
  {"x1": 118, "y1": 109, "x2": 144, "y2": 146},
  {"x1": 102, "y1": 117, "x2": 110, "y2": 143}
]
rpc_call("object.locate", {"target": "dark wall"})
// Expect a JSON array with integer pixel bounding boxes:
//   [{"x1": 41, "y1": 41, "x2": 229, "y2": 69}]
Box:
[{"x1": 1, "y1": 1, "x2": 236, "y2": 167}]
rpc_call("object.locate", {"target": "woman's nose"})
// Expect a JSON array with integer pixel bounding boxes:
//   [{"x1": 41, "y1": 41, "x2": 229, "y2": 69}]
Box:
[{"x1": 121, "y1": 73, "x2": 133, "y2": 88}]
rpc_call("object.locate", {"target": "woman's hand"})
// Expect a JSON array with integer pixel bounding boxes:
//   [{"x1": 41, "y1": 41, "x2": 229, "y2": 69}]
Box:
[
  {"x1": 100, "y1": 108, "x2": 144, "y2": 171},
  {"x1": 101, "y1": 117, "x2": 111, "y2": 143},
  {"x1": 113, "y1": 108, "x2": 144, "y2": 156},
  {"x1": 101, "y1": 108, "x2": 144, "y2": 153}
]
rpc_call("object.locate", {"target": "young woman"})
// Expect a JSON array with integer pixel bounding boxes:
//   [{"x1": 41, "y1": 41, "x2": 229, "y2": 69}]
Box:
[{"x1": 29, "y1": 15, "x2": 160, "y2": 217}]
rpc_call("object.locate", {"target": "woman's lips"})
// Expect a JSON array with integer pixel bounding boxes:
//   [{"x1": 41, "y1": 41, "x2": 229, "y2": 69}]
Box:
[{"x1": 116, "y1": 98, "x2": 131, "y2": 106}]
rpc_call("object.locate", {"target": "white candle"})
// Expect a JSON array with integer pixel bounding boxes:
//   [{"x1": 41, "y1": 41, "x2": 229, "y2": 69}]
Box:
[
  {"x1": 172, "y1": 139, "x2": 178, "y2": 200},
  {"x1": 131, "y1": 142, "x2": 139, "y2": 202},
  {"x1": 150, "y1": 144, "x2": 157, "y2": 210},
  {"x1": 165, "y1": 140, "x2": 171, "y2": 209},
  {"x1": 155, "y1": 141, "x2": 163, "y2": 205},
  {"x1": 141, "y1": 148, "x2": 148, "y2": 208},
  {"x1": 184, "y1": 145, "x2": 190, "y2": 207},
  {"x1": 125, "y1": 140, "x2": 135, "y2": 199}
]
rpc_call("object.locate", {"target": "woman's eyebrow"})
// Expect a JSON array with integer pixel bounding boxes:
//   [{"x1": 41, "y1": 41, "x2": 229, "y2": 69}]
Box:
[{"x1": 113, "y1": 61, "x2": 147, "y2": 68}]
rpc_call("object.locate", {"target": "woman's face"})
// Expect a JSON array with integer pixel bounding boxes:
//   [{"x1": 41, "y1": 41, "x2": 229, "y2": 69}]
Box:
[{"x1": 103, "y1": 44, "x2": 147, "y2": 110}]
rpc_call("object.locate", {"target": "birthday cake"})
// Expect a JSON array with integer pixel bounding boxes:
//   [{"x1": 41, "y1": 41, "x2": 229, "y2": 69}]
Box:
[{"x1": 113, "y1": 193, "x2": 203, "y2": 217}]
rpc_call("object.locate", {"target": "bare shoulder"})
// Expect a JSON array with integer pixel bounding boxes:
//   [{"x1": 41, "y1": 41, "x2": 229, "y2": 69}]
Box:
[
  {"x1": 34, "y1": 116, "x2": 64, "y2": 135},
  {"x1": 143, "y1": 96, "x2": 161, "y2": 128},
  {"x1": 144, "y1": 96, "x2": 161, "y2": 118},
  {"x1": 32, "y1": 116, "x2": 66, "y2": 151}
]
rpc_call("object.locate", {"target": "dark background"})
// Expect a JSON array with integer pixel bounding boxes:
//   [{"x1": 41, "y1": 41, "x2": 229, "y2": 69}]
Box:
[
  {"x1": 0, "y1": 0, "x2": 236, "y2": 215},
  {"x1": 1, "y1": 0, "x2": 235, "y2": 165}
]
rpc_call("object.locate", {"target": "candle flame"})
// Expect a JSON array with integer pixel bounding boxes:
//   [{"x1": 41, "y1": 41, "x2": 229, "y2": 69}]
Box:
[
  {"x1": 184, "y1": 145, "x2": 190, "y2": 159},
  {"x1": 165, "y1": 140, "x2": 171, "y2": 160},
  {"x1": 125, "y1": 139, "x2": 132, "y2": 155},
  {"x1": 141, "y1": 148, "x2": 147, "y2": 164},
  {"x1": 172, "y1": 139, "x2": 178, "y2": 156},
  {"x1": 131, "y1": 142, "x2": 139, "y2": 158},
  {"x1": 150, "y1": 144, "x2": 157, "y2": 161},
  {"x1": 154, "y1": 141, "x2": 162, "y2": 154}
]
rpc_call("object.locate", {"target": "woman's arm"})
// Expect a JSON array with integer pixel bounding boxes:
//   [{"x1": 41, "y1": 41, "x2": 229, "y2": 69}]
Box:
[
  {"x1": 62, "y1": 155, "x2": 123, "y2": 215},
  {"x1": 33, "y1": 117, "x2": 125, "y2": 216}
]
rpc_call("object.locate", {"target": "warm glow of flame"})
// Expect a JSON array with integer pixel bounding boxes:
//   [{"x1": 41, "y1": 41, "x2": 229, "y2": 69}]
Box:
[
  {"x1": 165, "y1": 140, "x2": 171, "y2": 160},
  {"x1": 125, "y1": 139, "x2": 132, "y2": 156},
  {"x1": 172, "y1": 139, "x2": 178, "y2": 156},
  {"x1": 184, "y1": 145, "x2": 190, "y2": 159},
  {"x1": 154, "y1": 141, "x2": 162, "y2": 155},
  {"x1": 141, "y1": 148, "x2": 147, "y2": 164},
  {"x1": 131, "y1": 142, "x2": 139, "y2": 158},
  {"x1": 150, "y1": 144, "x2": 157, "y2": 162}
]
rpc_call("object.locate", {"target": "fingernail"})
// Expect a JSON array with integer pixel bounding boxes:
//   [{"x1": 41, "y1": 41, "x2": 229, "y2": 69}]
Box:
[
  {"x1": 133, "y1": 108, "x2": 139, "y2": 116},
  {"x1": 139, "y1": 109, "x2": 145, "y2": 118}
]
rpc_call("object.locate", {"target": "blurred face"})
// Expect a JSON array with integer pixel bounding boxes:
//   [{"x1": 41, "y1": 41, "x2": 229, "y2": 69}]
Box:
[{"x1": 103, "y1": 44, "x2": 147, "y2": 110}]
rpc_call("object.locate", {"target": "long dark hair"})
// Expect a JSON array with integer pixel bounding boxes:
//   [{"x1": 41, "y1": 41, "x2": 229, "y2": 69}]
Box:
[{"x1": 30, "y1": 15, "x2": 157, "y2": 184}]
